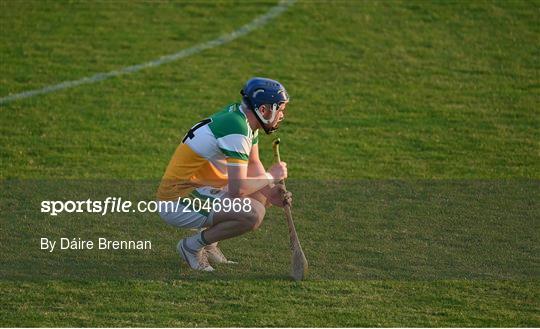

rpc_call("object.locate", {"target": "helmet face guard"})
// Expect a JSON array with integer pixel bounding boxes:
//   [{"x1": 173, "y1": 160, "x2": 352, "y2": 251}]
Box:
[{"x1": 241, "y1": 77, "x2": 289, "y2": 134}]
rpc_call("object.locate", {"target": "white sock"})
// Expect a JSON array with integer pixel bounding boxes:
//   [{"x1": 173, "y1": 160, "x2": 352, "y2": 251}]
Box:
[{"x1": 185, "y1": 231, "x2": 208, "y2": 252}]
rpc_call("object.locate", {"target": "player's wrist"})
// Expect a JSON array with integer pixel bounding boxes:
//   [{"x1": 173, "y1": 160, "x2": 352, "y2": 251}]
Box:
[{"x1": 265, "y1": 172, "x2": 276, "y2": 187}]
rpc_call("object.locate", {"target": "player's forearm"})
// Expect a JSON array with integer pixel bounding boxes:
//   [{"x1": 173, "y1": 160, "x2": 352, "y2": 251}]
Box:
[
  {"x1": 249, "y1": 161, "x2": 274, "y2": 196},
  {"x1": 228, "y1": 173, "x2": 276, "y2": 197},
  {"x1": 248, "y1": 159, "x2": 266, "y2": 177}
]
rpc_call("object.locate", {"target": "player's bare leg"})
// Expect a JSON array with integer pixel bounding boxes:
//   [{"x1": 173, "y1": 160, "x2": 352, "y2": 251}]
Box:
[
  {"x1": 203, "y1": 196, "x2": 266, "y2": 244},
  {"x1": 180, "y1": 194, "x2": 265, "y2": 271}
]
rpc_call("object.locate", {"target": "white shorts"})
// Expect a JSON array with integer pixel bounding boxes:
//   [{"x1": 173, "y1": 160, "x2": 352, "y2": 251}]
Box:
[{"x1": 158, "y1": 186, "x2": 227, "y2": 229}]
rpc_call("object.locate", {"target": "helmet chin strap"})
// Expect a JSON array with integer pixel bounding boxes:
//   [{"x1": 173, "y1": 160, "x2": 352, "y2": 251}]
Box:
[{"x1": 254, "y1": 103, "x2": 279, "y2": 134}]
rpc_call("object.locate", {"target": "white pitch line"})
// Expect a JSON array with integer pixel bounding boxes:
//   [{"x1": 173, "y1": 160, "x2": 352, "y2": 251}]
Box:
[{"x1": 0, "y1": 0, "x2": 295, "y2": 106}]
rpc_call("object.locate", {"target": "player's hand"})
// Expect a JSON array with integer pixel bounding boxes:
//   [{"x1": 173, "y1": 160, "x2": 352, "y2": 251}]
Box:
[
  {"x1": 268, "y1": 161, "x2": 287, "y2": 182},
  {"x1": 283, "y1": 189, "x2": 293, "y2": 207},
  {"x1": 267, "y1": 184, "x2": 292, "y2": 208}
]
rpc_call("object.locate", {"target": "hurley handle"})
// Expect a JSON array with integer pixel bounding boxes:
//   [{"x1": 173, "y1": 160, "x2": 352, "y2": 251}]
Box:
[{"x1": 272, "y1": 138, "x2": 282, "y2": 165}]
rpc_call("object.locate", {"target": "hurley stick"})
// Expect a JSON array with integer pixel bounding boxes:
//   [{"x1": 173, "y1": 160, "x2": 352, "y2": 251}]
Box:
[{"x1": 272, "y1": 138, "x2": 308, "y2": 281}]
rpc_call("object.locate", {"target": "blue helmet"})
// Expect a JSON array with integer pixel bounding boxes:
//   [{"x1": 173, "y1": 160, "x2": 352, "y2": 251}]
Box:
[{"x1": 241, "y1": 77, "x2": 289, "y2": 134}]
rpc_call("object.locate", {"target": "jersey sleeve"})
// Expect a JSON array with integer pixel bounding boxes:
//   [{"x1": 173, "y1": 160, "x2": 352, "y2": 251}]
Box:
[
  {"x1": 208, "y1": 105, "x2": 254, "y2": 166},
  {"x1": 217, "y1": 134, "x2": 250, "y2": 166}
]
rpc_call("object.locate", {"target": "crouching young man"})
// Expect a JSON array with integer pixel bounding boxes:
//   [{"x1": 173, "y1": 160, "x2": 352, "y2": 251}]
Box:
[{"x1": 156, "y1": 77, "x2": 292, "y2": 272}]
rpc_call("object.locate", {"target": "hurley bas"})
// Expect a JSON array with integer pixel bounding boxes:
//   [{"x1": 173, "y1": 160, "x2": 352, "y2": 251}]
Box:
[{"x1": 41, "y1": 237, "x2": 152, "y2": 252}]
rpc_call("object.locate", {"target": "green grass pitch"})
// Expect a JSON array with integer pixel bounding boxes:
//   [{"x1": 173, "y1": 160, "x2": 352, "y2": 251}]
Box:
[{"x1": 1, "y1": 0, "x2": 538, "y2": 327}]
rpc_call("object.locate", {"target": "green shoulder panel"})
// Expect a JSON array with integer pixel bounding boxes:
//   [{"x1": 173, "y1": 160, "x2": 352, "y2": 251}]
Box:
[{"x1": 208, "y1": 103, "x2": 249, "y2": 138}]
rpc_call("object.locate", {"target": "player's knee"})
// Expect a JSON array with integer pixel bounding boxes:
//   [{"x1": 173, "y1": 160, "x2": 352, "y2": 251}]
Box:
[
  {"x1": 242, "y1": 199, "x2": 265, "y2": 231},
  {"x1": 252, "y1": 200, "x2": 266, "y2": 230}
]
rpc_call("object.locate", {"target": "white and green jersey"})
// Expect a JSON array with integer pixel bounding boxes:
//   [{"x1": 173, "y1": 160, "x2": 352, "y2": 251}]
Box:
[
  {"x1": 157, "y1": 103, "x2": 258, "y2": 200},
  {"x1": 188, "y1": 103, "x2": 258, "y2": 164}
]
